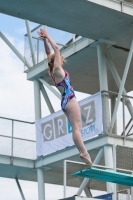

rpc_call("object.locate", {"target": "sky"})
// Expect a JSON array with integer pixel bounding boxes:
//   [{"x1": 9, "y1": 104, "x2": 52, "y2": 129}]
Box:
[
  {"x1": 0, "y1": 13, "x2": 91, "y2": 200},
  {"x1": 0, "y1": 12, "x2": 133, "y2": 200}
]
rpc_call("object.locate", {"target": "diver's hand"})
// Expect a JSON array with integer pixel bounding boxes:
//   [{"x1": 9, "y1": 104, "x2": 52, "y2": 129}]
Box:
[{"x1": 37, "y1": 29, "x2": 48, "y2": 39}]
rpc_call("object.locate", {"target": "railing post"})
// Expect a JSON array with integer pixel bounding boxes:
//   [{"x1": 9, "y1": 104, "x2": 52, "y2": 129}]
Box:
[
  {"x1": 122, "y1": 96, "x2": 126, "y2": 145},
  {"x1": 97, "y1": 43, "x2": 110, "y2": 134},
  {"x1": 11, "y1": 120, "x2": 14, "y2": 165},
  {"x1": 113, "y1": 144, "x2": 117, "y2": 200},
  {"x1": 64, "y1": 160, "x2": 67, "y2": 198},
  {"x1": 37, "y1": 39, "x2": 39, "y2": 64},
  {"x1": 110, "y1": 96, "x2": 117, "y2": 134},
  {"x1": 131, "y1": 172, "x2": 133, "y2": 200}
]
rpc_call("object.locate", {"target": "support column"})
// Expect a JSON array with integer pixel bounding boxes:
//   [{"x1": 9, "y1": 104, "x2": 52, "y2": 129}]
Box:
[
  {"x1": 97, "y1": 43, "x2": 113, "y2": 193},
  {"x1": 25, "y1": 20, "x2": 45, "y2": 200},
  {"x1": 34, "y1": 80, "x2": 41, "y2": 120},
  {"x1": 37, "y1": 168, "x2": 45, "y2": 200},
  {"x1": 131, "y1": 172, "x2": 133, "y2": 200},
  {"x1": 34, "y1": 81, "x2": 45, "y2": 200},
  {"x1": 110, "y1": 96, "x2": 117, "y2": 134},
  {"x1": 97, "y1": 43, "x2": 110, "y2": 134},
  {"x1": 104, "y1": 146, "x2": 114, "y2": 194}
]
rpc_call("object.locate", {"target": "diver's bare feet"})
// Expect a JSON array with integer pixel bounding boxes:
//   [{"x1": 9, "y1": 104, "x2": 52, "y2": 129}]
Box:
[{"x1": 79, "y1": 152, "x2": 92, "y2": 167}]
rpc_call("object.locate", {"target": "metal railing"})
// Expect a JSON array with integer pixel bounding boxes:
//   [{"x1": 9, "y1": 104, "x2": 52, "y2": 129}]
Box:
[
  {"x1": 101, "y1": 90, "x2": 133, "y2": 140},
  {"x1": 0, "y1": 116, "x2": 36, "y2": 160}
]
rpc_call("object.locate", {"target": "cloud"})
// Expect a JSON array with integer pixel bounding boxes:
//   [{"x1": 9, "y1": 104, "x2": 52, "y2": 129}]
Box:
[{"x1": 15, "y1": 26, "x2": 27, "y2": 36}]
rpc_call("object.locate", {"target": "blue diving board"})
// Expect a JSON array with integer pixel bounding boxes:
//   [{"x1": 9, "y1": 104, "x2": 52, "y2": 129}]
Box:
[{"x1": 72, "y1": 167, "x2": 133, "y2": 186}]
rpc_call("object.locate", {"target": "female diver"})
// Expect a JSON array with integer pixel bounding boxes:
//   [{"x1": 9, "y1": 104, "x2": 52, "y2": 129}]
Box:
[{"x1": 37, "y1": 29, "x2": 92, "y2": 166}]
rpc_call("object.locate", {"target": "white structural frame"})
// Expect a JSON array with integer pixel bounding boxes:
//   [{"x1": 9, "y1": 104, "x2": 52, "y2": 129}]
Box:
[
  {"x1": 25, "y1": 20, "x2": 45, "y2": 200},
  {"x1": 1, "y1": 17, "x2": 133, "y2": 200},
  {"x1": 105, "y1": 47, "x2": 133, "y2": 120},
  {"x1": 64, "y1": 144, "x2": 133, "y2": 199},
  {"x1": 108, "y1": 39, "x2": 133, "y2": 133}
]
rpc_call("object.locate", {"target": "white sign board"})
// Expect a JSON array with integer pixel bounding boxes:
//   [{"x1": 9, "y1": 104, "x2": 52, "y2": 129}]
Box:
[{"x1": 36, "y1": 92, "x2": 103, "y2": 156}]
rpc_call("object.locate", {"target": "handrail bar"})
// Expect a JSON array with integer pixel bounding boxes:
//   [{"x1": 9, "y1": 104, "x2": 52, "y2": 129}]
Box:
[
  {"x1": 0, "y1": 134, "x2": 35, "y2": 142},
  {"x1": 101, "y1": 90, "x2": 133, "y2": 99},
  {"x1": 0, "y1": 116, "x2": 34, "y2": 124}
]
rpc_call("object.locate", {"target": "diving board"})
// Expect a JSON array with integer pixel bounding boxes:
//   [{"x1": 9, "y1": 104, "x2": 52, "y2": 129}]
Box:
[{"x1": 72, "y1": 167, "x2": 133, "y2": 186}]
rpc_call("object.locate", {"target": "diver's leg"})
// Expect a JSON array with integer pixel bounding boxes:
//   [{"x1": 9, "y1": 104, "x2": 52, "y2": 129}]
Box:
[{"x1": 65, "y1": 97, "x2": 92, "y2": 165}]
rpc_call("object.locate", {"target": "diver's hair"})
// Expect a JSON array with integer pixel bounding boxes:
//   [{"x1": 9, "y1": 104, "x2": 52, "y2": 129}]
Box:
[{"x1": 48, "y1": 54, "x2": 66, "y2": 74}]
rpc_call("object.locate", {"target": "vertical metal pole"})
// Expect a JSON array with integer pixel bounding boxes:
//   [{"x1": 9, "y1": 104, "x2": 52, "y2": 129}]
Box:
[
  {"x1": 37, "y1": 39, "x2": 39, "y2": 64},
  {"x1": 11, "y1": 120, "x2": 14, "y2": 165},
  {"x1": 127, "y1": 189, "x2": 130, "y2": 200},
  {"x1": 72, "y1": 34, "x2": 76, "y2": 43},
  {"x1": 34, "y1": 76, "x2": 45, "y2": 199},
  {"x1": 72, "y1": 34, "x2": 76, "y2": 53},
  {"x1": 34, "y1": 80, "x2": 41, "y2": 120},
  {"x1": 113, "y1": 144, "x2": 117, "y2": 200},
  {"x1": 37, "y1": 168, "x2": 45, "y2": 200},
  {"x1": 44, "y1": 25, "x2": 47, "y2": 60},
  {"x1": 15, "y1": 178, "x2": 26, "y2": 200},
  {"x1": 110, "y1": 96, "x2": 117, "y2": 134},
  {"x1": 131, "y1": 172, "x2": 133, "y2": 200},
  {"x1": 104, "y1": 146, "x2": 114, "y2": 194},
  {"x1": 25, "y1": 20, "x2": 36, "y2": 65},
  {"x1": 122, "y1": 97, "x2": 125, "y2": 137},
  {"x1": 64, "y1": 160, "x2": 67, "y2": 198},
  {"x1": 34, "y1": 80, "x2": 45, "y2": 200},
  {"x1": 97, "y1": 43, "x2": 110, "y2": 134}
]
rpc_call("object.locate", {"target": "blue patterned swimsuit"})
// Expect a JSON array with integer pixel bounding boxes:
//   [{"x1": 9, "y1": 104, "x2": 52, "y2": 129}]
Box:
[{"x1": 51, "y1": 70, "x2": 76, "y2": 112}]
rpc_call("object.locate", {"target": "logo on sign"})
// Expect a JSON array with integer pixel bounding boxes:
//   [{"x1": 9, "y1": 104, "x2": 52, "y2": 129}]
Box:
[
  {"x1": 80, "y1": 100, "x2": 96, "y2": 128},
  {"x1": 54, "y1": 115, "x2": 67, "y2": 138},
  {"x1": 41, "y1": 115, "x2": 67, "y2": 142},
  {"x1": 41, "y1": 120, "x2": 54, "y2": 142}
]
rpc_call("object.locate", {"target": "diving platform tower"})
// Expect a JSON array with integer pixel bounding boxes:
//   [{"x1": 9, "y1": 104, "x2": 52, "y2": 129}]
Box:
[{"x1": 1, "y1": 0, "x2": 133, "y2": 200}]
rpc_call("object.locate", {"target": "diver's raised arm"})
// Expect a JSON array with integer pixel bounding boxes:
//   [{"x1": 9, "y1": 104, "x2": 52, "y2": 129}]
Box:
[{"x1": 38, "y1": 29, "x2": 62, "y2": 71}]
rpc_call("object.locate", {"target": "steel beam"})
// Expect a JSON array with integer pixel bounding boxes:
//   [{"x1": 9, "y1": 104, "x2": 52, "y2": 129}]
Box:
[
  {"x1": 39, "y1": 78, "x2": 61, "y2": 100},
  {"x1": 105, "y1": 47, "x2": 133, "y2": 120},
  {"x1": 113, "y1": 144, "x2": 117, "y2": 200},
  {"x1": 34, "y1": 80, "x2": 41, "y2": 120},
  {"x1": 34, "y1": 80, "x2": 45, "y2": 200},
  {"x1": 110, "y1": 96, "x2": 117, "y2": 134},
  {"x1": 104, "y1": 145, "x2": 114, "y2": 194},
  {"x1": 131, "y1": 172, "x2": 133, "y2": 200},
  {"x1": 40, "y1": 83, "x2": 55, "y2": 114},
  {"x1": 108, "y1": 39, "x2": 133, "y2": 133},
  {"x1": 15, "y1": 178, "x2": 26, "y2": 200},
  {"x1": 0, "y1": 32, "x2": 31, "y2": 69},
  {"x1": 25, "y1": 20, "x2": 36, "y2": 66},
  {"x1": 37, "y1": 168, "x2": 45, "y2": 200},
  {"x1": 97, "y1": 43, "x2": 110, "y2": 134},
  {"x1": 76, "y1": 147, "x2": 104, "y2": 195},
  {"x1": 78, "y1": 178, "x2": 92, "y2": 197}
]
